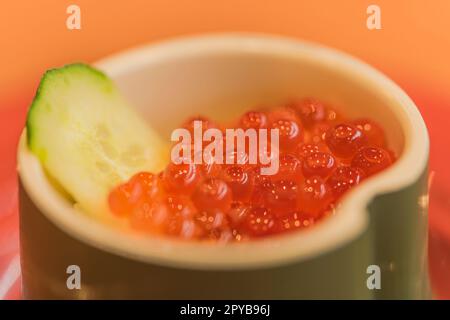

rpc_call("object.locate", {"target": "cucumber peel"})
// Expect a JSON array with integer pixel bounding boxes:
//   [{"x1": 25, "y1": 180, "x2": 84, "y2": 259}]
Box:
[{"x1": 26, "y1": 63, "x2": 168, "y2": 218}]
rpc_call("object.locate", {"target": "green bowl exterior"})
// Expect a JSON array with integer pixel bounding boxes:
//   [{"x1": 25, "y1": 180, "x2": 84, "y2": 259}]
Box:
[
  {"x1": 366, "y1": 164, "x2": 430, "y2": 299},
  {"x1": 18, "y1": 165, "x2": 429, "y2": 299}
]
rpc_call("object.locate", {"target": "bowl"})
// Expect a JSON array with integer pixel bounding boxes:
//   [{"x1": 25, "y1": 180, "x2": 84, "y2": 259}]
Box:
[{"x1": 17, "y1": 34, "x2": 430, "y2": 299}]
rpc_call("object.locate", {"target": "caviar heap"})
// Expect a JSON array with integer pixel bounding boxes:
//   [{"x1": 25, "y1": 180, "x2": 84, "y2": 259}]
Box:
[{"x1": 108, "y1": 98, "x2": 395, "y2": 242}]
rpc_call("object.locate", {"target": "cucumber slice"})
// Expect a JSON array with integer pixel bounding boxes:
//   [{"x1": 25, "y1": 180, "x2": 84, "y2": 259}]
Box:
[{"x1": 26, "y1": 63, "x2": 168, "y2": 218}]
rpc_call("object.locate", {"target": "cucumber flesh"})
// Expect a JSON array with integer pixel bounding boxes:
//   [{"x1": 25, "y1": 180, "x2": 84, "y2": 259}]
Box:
[{"x1": 26, "y1": 63, "x2": 168, "y2": 218}]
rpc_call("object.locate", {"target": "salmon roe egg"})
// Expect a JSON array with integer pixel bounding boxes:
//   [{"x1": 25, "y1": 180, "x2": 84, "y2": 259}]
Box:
[
  {"x1": 192, "y1": 178, "x2": 232, "y2": 213},
  {"x1": 129, "y1": 199, "x2": 169, "y2": 233},
  {"x1": 325, "y1": 123, "x2": 367, "y2": 158},
  {"x1": 264, "y1": 179, "x2": 299, "y2": 215},
  {"x1": 269, "y1": 118, "x2": 303, "y2": 152},
  {"x1": 129, "y1": 172, "x2": 161, "y2": 198},
  {"x1": 200, "y1": 159, "x2": 222, "y2": 178},
  {"x1": 227, "y1": 201, "x2": 251, "y2": 225},
  {"x1": 195, "y1": 210, "x2": 228, "y2": 233},
  {"x1": 296, "y1": 143, "x2": 323, "y2": 159},
  {"x1": 298, "y1": 176, "x2": 332, "y2": 217},
  {"x1": 108, "y1": 181, "x2": 143, "y2": 217},
  {"x1": 352, "y1": 118, "x2": 386, "y2": 147},
  {"x1": 163, "y1": 162, "x2": 201, "y2": 195},
  {"x1": 327, "y1": 166, "x2": 364, "y2": 198},
  {"x1": 249, "y1": 167, "x2": 272, "y2": 206},
  {"x1": 164, "y1": 196, "x2": 200, "y2": 238},
  {"x1": 240, "y1": 111, "x2": 268, "y2": 129},
  {"x1": 241, "y1": 207, "x2": 276, "y2": 237},
  {"x1": 302, "y1": 152, "x2": 336, "y2": 178},
  {"x1": 274, "y1": 211, "x2": 315, "y2": 233},
  {"x1": 272, "y1": 153, "x2": 303, "y2": 182},
  {"x1": 290, "y1": 98, "x2": 326, "y2": 128},
  {"x1": 351, "y1": 146, "x2": 393, "y2": 177},
  {"x1": 308, "y1": 122, "x2": 331, "y2": 144},
  {"x1": 221, "y1": 165, "x2": 254, "y2": 202}
]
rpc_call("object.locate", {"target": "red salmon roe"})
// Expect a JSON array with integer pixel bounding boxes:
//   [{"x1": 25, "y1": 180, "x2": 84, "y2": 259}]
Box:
[
  {"x1": 227, "y1": 201, "x2": 251, "y2": 225},
  {"x1": 129, "y1": 199, "x2": 169, "y2": 233},
  {"x1": 290, "y1": 98, "x2": 326, "y2": 128},
  {"x1": 325, "y1": 123, "x2": 367, "y2": 158},
  {"x1": 325, "y1": 107, "x2": 341, "y2": 124},
  {"x1": 327, "y1": 166, "x2": 364, "y2": 198},
  {"x1": 264, "y1": 179, "x2": 299, "y2": 215},
  {"x1": 352, "y1": 118, "x2": 386, "y2": 147},
  {"x1": 272, "y1": 153, "x2": 303, "y2": 182},
  {"x1": 308, "y1": 122, "x2": 331, "y2": 144},
  {"x1": 200, "y1": 159, "x2": 222, "y2": 178},
  {"x1": 302, "y1": 152, "x2": 336, "y2": 178},
  {"x1": 195, "y1": 210, "x2": 228, "y2": 233},
  {"x1": 163, "y1": 162, "x2": 201, "y2": 195},
  {"x1": 351, "y1": 146, "x2": 393, "y2": 177},
  {"x1": 108, "y1": 172, "x2": 161, "y2": 216},
  {"x1": 192, "y1": 178, "x2": 232, "y2": 212},
  {"x1": 164, "y1": 196, "x2": 200, "y2": 237},
  {"x1": 296, "y1": 143, "x2": 325, "y2": 159},
  {"x1": 241, "y1": 207, "x2": 276, "y2": 237},
  {"x1": 240, "y1": 111, "x2": 268, "y2": 129},
  {"x1": 221, "y1": 165, "x2": 254, "y2": 202},
  {"x1": 108, "y1": 99, "x2": 396, "y2": 242},
  {"x1": 274, "y1": 211, "x2": 315, "y2": 233},
  {"x1": 298, "y1": 176, "x2": 332, "y2": 217},
  {"x1": 109, "y1": 180, "x2": 144, "y2": 217},
  {"x1": 130, "y1": 172, "x2": 161, "y2": 198},
  {"x1": 269, "y1": 118, "x2": 303, "y2": 152}
]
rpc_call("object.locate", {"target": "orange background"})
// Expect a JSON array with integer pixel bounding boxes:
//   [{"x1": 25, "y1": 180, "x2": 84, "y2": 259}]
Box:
[{"x1": 1, "y1": 0, "x2": 450, "y2": 103}]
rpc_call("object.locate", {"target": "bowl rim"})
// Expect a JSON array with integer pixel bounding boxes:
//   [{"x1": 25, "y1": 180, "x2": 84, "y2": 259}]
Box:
[{"x1": 17, "y1": 33, "x2": 429, "y2": 270}]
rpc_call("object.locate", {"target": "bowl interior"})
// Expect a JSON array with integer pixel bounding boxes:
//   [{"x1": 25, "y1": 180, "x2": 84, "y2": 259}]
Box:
[{"x1": 106, "y1": 38, "x2": 403, "y2": 154}]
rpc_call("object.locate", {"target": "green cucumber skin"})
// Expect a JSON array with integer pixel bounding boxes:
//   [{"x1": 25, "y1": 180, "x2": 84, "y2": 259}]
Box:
[
  {"x1": 26, "y1": 63, "x2": 112, "y2": 161},
  {"x1": 24, "y1": 63, "x2": 168, "y2": 218}
]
